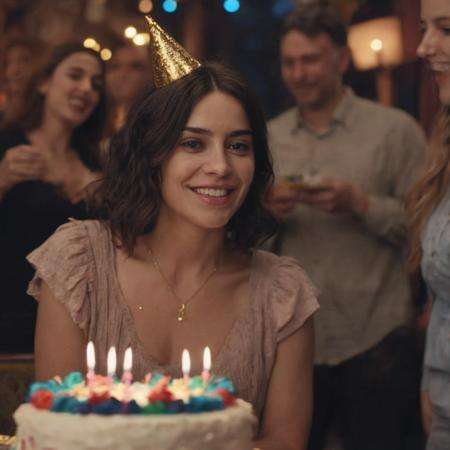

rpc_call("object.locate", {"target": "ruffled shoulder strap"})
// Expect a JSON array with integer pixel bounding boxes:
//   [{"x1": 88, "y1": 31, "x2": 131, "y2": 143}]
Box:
[
  {"x1": 256, "y1": 250, "x2": 320, "y2": 343},
  {"x1": 27, "y1": 219, "x2": 100, "y2": 333}
]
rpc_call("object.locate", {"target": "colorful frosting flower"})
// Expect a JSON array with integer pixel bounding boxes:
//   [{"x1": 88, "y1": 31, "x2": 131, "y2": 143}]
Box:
[{"x1": 31, "y1": 390, "x2": 53, "y2": 410}]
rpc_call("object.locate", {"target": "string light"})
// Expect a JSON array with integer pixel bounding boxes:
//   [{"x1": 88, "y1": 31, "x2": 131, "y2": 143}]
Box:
[
  {"x1": 139, "y1": 0, "x2": 153, "y2": 13},
  {"x1": 83, "y1": 37, "x2": 98, "y2": 49},
  {"x1": 124, "y1": 26, "x2": 137, "y2": 39},
  {"x1": 100, "y1": 48, "x2": 112, "y2": 61},
  {"x1": 223, "y1": 0, "x2": 240, "y2": 13},
  {"x1": 162, "y1": 0, "x2": 177, "y2": 13},
  {"x1": 133, "y1": 33, "x2": 150, "y2": 46}
]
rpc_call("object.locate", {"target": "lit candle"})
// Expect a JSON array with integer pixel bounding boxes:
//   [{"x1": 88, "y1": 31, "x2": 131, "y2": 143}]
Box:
[
  {"x1": 122, "y1": 347, "x2": 133, "y2": 385},
  {"x1": 201, "y1": 346, "x2": 211, "y2": 384},
  {"x1": 86, "y1": 341, "x2": 95, "y2": 387},
  {"x1": 107, "y1": 346, "x2": 117, "y2": 380},
  {"x1": 182, "y1": 349, "x2": 190, "y2": 383}
]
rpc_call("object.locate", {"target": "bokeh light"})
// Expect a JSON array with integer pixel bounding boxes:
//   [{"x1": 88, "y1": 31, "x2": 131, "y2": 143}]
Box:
[
  {"x1": 133, "y1": 33, "x2": 150, "y2": 46},
  {"x1": 162, "y1": 0, "x2": 177, "y2": 13},
  {"x1": 370, "y1": 39, "x2": 383, "y2": 52},
  {"x1": 272, "y1": 0, "x2": 294, "y2": 17},
  {"x1": 100, "y1": 48, "x2": 112, "y2": 61},
  {"x1": 83, "y1": 37, "x2": 97, "y2": 49},
  {"x1": 124, "y1": 26, "x2": 137, "y2": 39},
  {"x1": 139, "y1": 0, "x2": 153, "y2": 13},
  {"x1": 223, "y1": 0, "x2": 240, "y2": 13}
]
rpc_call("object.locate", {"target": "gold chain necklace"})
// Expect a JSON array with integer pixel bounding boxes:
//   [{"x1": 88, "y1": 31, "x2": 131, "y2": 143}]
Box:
[{"x1": 146, "y1": 247, "x2": 218, "y2": 322}]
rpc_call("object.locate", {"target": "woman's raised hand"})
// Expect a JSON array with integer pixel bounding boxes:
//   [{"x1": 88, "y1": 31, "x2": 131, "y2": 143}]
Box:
[{"x1": 0, "y1": 145, "x2": 46, "y2": 195}]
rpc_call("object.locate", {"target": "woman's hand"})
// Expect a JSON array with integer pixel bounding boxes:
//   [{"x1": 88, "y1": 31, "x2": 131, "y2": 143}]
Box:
[
  {"x1": 0, "y1": 145, "x2": 46, "y2": 195},
  {"x1": 266, "y1": 182, "x2": 300, "y2": 220},
  {"x1": 420, "y1": 390, "x2": 432, "y2": 435}
]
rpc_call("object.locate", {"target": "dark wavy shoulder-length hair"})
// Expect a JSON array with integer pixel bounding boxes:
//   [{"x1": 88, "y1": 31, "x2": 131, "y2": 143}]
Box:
[
  {"x1": 91, "y1": 61, "x2": 277, "y2": 254},
  {"x1": 11, "y1": 42, "x2": 107, "y2": 170}
]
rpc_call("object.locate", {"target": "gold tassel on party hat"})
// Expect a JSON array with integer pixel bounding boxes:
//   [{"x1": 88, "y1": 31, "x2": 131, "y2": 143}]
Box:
[{"x1": 145, "y1": 16, "x2": 201, "y2": 88}]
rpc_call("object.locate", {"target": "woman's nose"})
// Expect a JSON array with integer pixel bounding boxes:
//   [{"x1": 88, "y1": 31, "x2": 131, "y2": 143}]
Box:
[
  {"x1": 203, "y1": 148, "x2": 232, "y2": 176},
  {"x1": 417, "y1": 28, "x2": 437, "y2": 59},
  {"x1": 79, "y1": 76, "x2": 95, "y2": 93}
]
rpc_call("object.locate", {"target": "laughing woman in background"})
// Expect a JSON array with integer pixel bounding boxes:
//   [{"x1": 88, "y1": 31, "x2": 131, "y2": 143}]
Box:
[
  {"x1": 408, "y1": 1, "x2": 450, "y2": 449},
  {"x1": 0, "y1": 43, "x2": 106, "y2": 354}
]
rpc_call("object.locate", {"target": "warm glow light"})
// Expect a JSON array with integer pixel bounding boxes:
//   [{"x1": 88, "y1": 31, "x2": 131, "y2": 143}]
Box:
[
  {"x1": 139, "y1": 0, "x2": 153, "y2": 13},
  {"x1": 92, "y1": 42, "x2": 101, "y2": 52},
  {"x1": 182, "y1": 349, "x2": 191, "y2": 377},
  {"x1": 133, "y1": 33, "x2": 149, "y2": 46},
  {"x1": 107, "y1": 347, "x2": 117, "y2": 378},
  {"x1": 124, "y1": 26, "x2": 137, "y2": 39},
  {"x1": 100, "y1": 48, "x2": 112, "y2": 61},
  {"x1": 123, "y1": 347, "x2": 133, "y2": 372},
  {"x1": 87, "y1": 341, "x2": 95, "y2": 371},
  {"x1": 203, "y1": 347, "x2": 211, "y2": 372},
  {"x1": 83, "y1": 38, "x2": 97, "y2": 49},
  {"x1": 348, "y1": 16, "x2": 404, "y2": 71},
  {"x1": 370, "y1": 39, "x2": 383, "y2": 52}
]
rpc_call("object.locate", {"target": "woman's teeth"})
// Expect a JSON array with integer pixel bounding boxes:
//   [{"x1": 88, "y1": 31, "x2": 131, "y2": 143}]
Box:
[
  {"x1": 194, "y1": 188, "x2": 229, "y2": 197},
  {"x1": 69, "y1": 98, "x2": 87, "y2": 109},
  {"x1": 431, "y1": 63, "x2": 450, "y2": 73}
]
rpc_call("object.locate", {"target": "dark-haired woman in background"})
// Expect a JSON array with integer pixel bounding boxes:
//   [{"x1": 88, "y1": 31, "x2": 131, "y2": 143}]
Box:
[
  {"x1": 0, "y1": 43, "x2": 107, "y2": 354},
  {"x1": 408, "y1": 0, "x2": 450, "y2": 449},
  {"x1": 28, "y1": 61, "x2": 318, "y2": 449}
]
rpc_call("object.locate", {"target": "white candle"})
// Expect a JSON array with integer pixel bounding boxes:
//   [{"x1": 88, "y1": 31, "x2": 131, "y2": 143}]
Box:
[
  {"x1": 182, "y1": 349, "x2": 190, "y2": 383},
  {"x1": 122, "y1": 347, "x2": 133, "y2": 385},
  {"x1": 107, "y1": 347, "x2": 117, "y2": 379},
  {"x1": 201, "y1": 346, "x2": 211, "y2": 383},
  {"x1": 86, "y1": 341, "x2": 95, "y2": 386}
]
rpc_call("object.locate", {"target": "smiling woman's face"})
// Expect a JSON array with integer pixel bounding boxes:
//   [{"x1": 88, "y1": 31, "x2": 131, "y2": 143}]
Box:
[
  {"x1": 40, "y1": 52, "x2": 103, "y2": 127},
  {"x1": 418, "y1": 0, "x2": 450, "y2": 105},
  {"x1": 158, "y1": 90, "x2": 255, "y2": 232}
]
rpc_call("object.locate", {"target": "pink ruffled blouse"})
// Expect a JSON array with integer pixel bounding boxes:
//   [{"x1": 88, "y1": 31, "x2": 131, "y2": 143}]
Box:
[{"x1": 27, "y1": 220, "x2": 319, "y2": 421}]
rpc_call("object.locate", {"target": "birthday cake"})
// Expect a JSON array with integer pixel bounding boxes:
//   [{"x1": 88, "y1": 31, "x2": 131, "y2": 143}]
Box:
[{"x1": 13, "y1": 371, "x2": 256, "y2": 450}]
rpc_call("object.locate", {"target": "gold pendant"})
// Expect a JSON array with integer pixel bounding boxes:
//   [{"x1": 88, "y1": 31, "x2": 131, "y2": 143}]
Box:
[{"x1": 177, "y1": 304, "x2": 186, "y2": 322}]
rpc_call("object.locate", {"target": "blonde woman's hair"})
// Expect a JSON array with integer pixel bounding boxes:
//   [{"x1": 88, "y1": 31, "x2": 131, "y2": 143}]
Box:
[{"x1": 407, "y1": 107, "x2": 450, "y2": 273}]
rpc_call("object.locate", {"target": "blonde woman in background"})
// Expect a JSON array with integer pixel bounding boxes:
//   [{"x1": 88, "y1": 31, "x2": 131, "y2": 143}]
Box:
[{"x1": 408, "y1": 0, "x2": 450, "y2": 449}]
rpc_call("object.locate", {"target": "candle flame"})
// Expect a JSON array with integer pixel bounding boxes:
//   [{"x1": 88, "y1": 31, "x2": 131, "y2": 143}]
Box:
[
  {"x1": 182, "y1": 349, "x2": 190, "y2": 376},
  {"x1": 203, "y1": 346, "x2": 211, "y2": 371},
  {"x1": 87, "y1": 341, "x2": 95, "y2": 371},
  {"x1": 123, "y1": 347, "x2": 133, "y2": 372},
  {"x1": 107, "y1": 346, "x2": 117, "y2": 377}
]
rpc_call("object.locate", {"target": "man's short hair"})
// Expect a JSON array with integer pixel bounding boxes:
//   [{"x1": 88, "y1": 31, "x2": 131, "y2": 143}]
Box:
[{"x1": 281, "y1": 4, "x2": 347, "y2": 48}]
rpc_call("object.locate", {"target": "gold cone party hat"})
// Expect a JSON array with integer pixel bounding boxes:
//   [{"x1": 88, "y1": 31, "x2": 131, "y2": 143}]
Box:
[{"x1": 145, "y1": 16, "x2": 201, "y2": 88}]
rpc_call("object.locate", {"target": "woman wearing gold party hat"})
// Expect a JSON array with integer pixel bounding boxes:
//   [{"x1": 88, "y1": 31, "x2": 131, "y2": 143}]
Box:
[{"x1": 27, "y1": 16, "x2": 318, "y2": 449}]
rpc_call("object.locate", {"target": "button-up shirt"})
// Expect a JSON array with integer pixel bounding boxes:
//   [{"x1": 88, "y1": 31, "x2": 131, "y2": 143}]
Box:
[{"x1": 268, "y1": 89, "x2": 426, "y2": 364}]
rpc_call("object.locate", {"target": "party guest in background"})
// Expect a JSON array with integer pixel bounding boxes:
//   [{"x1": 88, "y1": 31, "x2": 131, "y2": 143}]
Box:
[
  {"x1": 27, "y1": 19, "x2": 319, "y2": 449},
  {"x1": 0, "y1": 43, "x2": 106, "y2": 354},
  {"x1": 0, "y1": 37, "x2": 43, "y2": 128},
  {"x1": 408, "y1": 0, "x2": 450, "y2": 449},
  {"x1": 105, "y1": 42, "x2": 152, "y2": 135},
  {"x1": 267, "y1": 5, "x2": 426, "y2": 450}
]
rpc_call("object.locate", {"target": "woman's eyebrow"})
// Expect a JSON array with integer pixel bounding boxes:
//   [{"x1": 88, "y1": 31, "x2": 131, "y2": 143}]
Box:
[
  {"x1": 182, "y1": 127, "x2": 253, "y2": 138},
  {"x1": 183, "y1": 126, "x2": 211, "y2": 135},
  {"x1": 227, "y1": 130, "x2": 253, "y2": 138}
]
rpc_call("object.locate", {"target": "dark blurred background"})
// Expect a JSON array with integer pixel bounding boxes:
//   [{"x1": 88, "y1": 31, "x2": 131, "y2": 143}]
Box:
[{"x1": 0, "y1": 0, "x2": 440, "y2": 131}]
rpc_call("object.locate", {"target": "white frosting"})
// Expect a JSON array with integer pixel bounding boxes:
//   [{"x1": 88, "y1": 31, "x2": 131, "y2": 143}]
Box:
[{"x1": 14, "y1": 400, "x2": 256, "y2": 450}]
